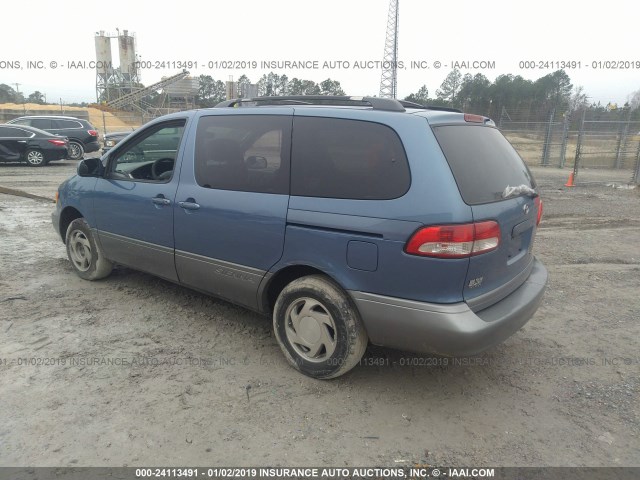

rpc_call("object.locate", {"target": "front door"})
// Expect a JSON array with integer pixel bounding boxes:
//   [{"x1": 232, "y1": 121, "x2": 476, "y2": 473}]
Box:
[{"x1": 92, "y1": 119, "x2": 188, "y2": 282}]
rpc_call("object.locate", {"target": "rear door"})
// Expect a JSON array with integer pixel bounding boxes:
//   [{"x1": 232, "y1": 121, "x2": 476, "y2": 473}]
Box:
[
  {"x1": 432, "y1": 124, "x2": 541, "y2": 308},
  {"x1": 173, "y1": 111, "x2": 292, "y2": 310}
]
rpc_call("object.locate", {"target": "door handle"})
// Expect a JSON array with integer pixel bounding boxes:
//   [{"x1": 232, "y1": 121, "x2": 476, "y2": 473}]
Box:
[
  {"x1": 152, "y1": 196, "x2": 171, "y2": 206},
  {"x1": 178, "y1": 200, "x2": 200, "y2": 210},
  {"x1": 17, "y1": 140, "x2": 27, "y2": 143}
]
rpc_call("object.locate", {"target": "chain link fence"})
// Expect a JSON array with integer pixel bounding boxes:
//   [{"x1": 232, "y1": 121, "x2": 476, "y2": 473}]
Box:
[{"x1": 498, "y1": 108, "x2": 640, "y2": 185}]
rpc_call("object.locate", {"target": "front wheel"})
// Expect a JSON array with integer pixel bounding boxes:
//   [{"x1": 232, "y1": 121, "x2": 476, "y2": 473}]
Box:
[
  {"x1": 65, "y1": 218, "x2": 113, "y2": 280},
  {"x1": 25, "y1": 149, "x2": 46, "y2": 167},
  {"x1": 273, "y1": 275, "x2": 368, "y2": 379}
]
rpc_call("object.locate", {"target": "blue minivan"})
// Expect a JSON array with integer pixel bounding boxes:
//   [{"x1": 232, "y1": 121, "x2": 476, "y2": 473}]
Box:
[{"x1": 52, "y1": 96, "x2": 547, "y2": 379}]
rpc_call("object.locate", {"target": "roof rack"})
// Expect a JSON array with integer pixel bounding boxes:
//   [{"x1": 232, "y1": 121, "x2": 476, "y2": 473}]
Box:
[
  {"x1": 397, "y1": 101, "x2": 463, "y2": 113},
  {"x1": 215, "y1": 96, "x2": 406, "y2": 112}
]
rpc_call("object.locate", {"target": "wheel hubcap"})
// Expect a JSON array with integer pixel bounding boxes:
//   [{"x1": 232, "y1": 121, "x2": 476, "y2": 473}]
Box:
[
  {"x1": 285, "y1": 297, "x2": 337, "y2": 362},
  {"x1": 27, "y1": 151, "x2": 44, "y2": 165},
  {"x1": 69, "y1": 230, "x2": 92, "y2": 271}
]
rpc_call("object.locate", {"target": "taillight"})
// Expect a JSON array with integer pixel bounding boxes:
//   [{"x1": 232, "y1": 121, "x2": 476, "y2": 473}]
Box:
[
  {"x1": 534, "y1": 196, "x2": 543, "y2": 225},
  {"x1": 88, "y1": 130, "x2": 98, "y2": 136},
  {"x1": 405, "y1": 221, "x2": 500, "y2": 258},
  {"x1": 48, "y1": 139, "x2": 66, "y2": 146}
]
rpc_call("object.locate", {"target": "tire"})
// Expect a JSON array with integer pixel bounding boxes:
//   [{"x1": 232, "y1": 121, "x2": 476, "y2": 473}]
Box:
[
  {"x1": 65, "y1": 218, "x2": 113, "y2": 280},
  {"x1": 273, "y1": 275, "x2": 368, "y2": 379},
  {"x1": 25, "y1": 149, "x2": 46, "y2": 167},
  {"x1": 68, "y1": 141, "x2": 84, "y2": 160}
]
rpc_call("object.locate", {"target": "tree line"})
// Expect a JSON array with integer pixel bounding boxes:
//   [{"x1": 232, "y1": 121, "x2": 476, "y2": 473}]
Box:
[
  {"x1": 406, "y1": 69, "x2": 640, "y2": 122},
  {"x1": 3, "y1": 69, "x2": 638, "y2": 122}
]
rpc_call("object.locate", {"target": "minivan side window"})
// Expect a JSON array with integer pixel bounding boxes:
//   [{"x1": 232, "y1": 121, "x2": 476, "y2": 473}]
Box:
[
  {"x1": 107, "y1": 120, "x2": 185, "y2": 183},
  {"x1": 290, "y1": 117, "x2": 411, "y2": 200},
  {"x1": 194, "y1": 115, "x2": 291, "y2": 195}
]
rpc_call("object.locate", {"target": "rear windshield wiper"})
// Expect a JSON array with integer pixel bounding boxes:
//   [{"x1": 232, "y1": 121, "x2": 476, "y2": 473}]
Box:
[{"x1": 502, "y1": 184, "x2": 537, "y2": 199}]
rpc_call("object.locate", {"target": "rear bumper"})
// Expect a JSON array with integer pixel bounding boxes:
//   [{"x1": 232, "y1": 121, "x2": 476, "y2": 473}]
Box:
[
  {"x1": 84, "y1": 141, "x2": 100, "y2": 154},
  {"x1": 350, "y1": 257, "x2": 548, "y2": 356}
]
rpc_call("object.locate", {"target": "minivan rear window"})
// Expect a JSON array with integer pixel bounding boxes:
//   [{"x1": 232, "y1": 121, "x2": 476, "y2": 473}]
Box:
[{"x1": 432, "y1": 125, "x2": 535, "y2": 205}]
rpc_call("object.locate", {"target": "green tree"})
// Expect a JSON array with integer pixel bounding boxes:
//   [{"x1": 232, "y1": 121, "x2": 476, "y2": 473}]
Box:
[
  {"x1": 534, "y1": 70, "x2": 572, "y2": 111},
  {"x1": 319, "y1": 78, "x2": 345, "y2": 96},
  {"x1": 436, "y1": 69, "x2": 462, "y2": 105},
  {"x1": 197, "y1": 75, "x2": 226, "y2": 107},
  {"x1": 404, "y1": 85, "x2": 429, "y2": 105},
  {"x1": 286, "y1": 78, "x2": 320, "y2": 96},
  {"x1": 257, "y1": 72, "x2": 288, "y2": 96},
  {"x1": 27, "y1": 91, "x2": 45, "y2": 104},
  {"x1": 458, "y1": 74, "x2": 491, "y2": 113},
  {"x1": 0, "y1": 84, "x2": 19, "y2": 103}
]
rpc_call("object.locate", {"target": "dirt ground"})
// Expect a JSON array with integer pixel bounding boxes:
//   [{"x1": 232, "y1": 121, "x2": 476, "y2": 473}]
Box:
[{"x1": 0, "y1": 160, "x2": 638, "y2": 468}]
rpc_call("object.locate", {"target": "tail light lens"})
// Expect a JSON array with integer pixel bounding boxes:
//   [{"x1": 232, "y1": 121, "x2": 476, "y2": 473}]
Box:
[
  {"x1": 88, "y1": 130, "x2": 98, "y2": 136},
  {"x1": 48, "y1": 139, "x2": 67, "y2": 146},
  {"x1": 405, "y1": 221, "x2": 500, "y2": 258},
  {"x1": 534, "y1": 196, "x2": 543, "y2": 225},
  {"x1": 464, "y1": 113, "x2": 484, "y2": 123}
]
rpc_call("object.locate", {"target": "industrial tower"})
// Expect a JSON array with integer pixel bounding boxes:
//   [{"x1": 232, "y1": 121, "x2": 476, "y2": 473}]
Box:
[
  {"x1": 95, "y1": 30, "x2": 140, "y2": 103},
  {"x1": 379, "y1": 0, "x2": 399, "y2": 98}
]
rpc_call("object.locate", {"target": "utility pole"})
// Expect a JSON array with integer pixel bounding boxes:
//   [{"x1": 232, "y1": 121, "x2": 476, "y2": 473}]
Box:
[
  {"x1": 13, "y1": 83, "x2": 25, "y2": 113},
  {"x1": 379, "y1": 0, "x2": 399, "y2": 98}
]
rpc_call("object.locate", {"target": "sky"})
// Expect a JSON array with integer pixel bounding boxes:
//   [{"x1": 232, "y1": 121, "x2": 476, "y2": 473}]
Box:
[{"x1": 1, "y1": 0, "x2": 638, "y2": 105}]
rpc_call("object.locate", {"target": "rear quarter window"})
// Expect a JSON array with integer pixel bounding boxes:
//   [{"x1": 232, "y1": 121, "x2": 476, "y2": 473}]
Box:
[
  {"x1": 432, "y1": 125, "x2": 535, "y2": 205},
  {"x1": 291, "y1": 117, "x2": 410, "y2": 200},
  {"x1": 56, "y1": 119, "x2": 83, "y2": 129}
]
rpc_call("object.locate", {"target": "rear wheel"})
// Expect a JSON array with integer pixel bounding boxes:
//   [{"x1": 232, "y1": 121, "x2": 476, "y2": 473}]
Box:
[
  {"x1": 68, "y1": 141, "x2": 84, "y2": 160},
  {"x1": 25, "y1": 149, "x2": 46, "y2": 167},
  {"x1": 65, "y1": 218, "x2": 113, "y2": 280},
  {"x1": 273, "y1": 275, "x2": 368, "y2": 379}
]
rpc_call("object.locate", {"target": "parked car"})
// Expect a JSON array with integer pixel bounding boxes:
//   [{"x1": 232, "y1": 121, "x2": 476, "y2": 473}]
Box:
[
  {"x1": 0, "y1": 124, "x2": 69, "y2": 166},
  {"x1": 7, "y1": 115, "x2": 99, "y2": 160},
  {"x1": 102, "y1": 131, "x2": 132, "y2": 154},
  {"x1": 52, "y1": 96, "x2": 547, "y2": 379}
]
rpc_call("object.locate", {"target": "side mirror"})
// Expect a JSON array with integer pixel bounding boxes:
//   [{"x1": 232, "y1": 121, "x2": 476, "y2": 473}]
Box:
[
  {"x1": 246, "y1": 155, "x2": 268, "y2": 170},
  {"x1": 77, "y1": 157, "x2": 104, "y2": 177}
]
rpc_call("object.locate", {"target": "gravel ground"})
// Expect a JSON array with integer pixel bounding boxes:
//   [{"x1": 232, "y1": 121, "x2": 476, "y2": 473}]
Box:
[{"x1": 0, "y1": 160, "x2": 638, "y2": 467}]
